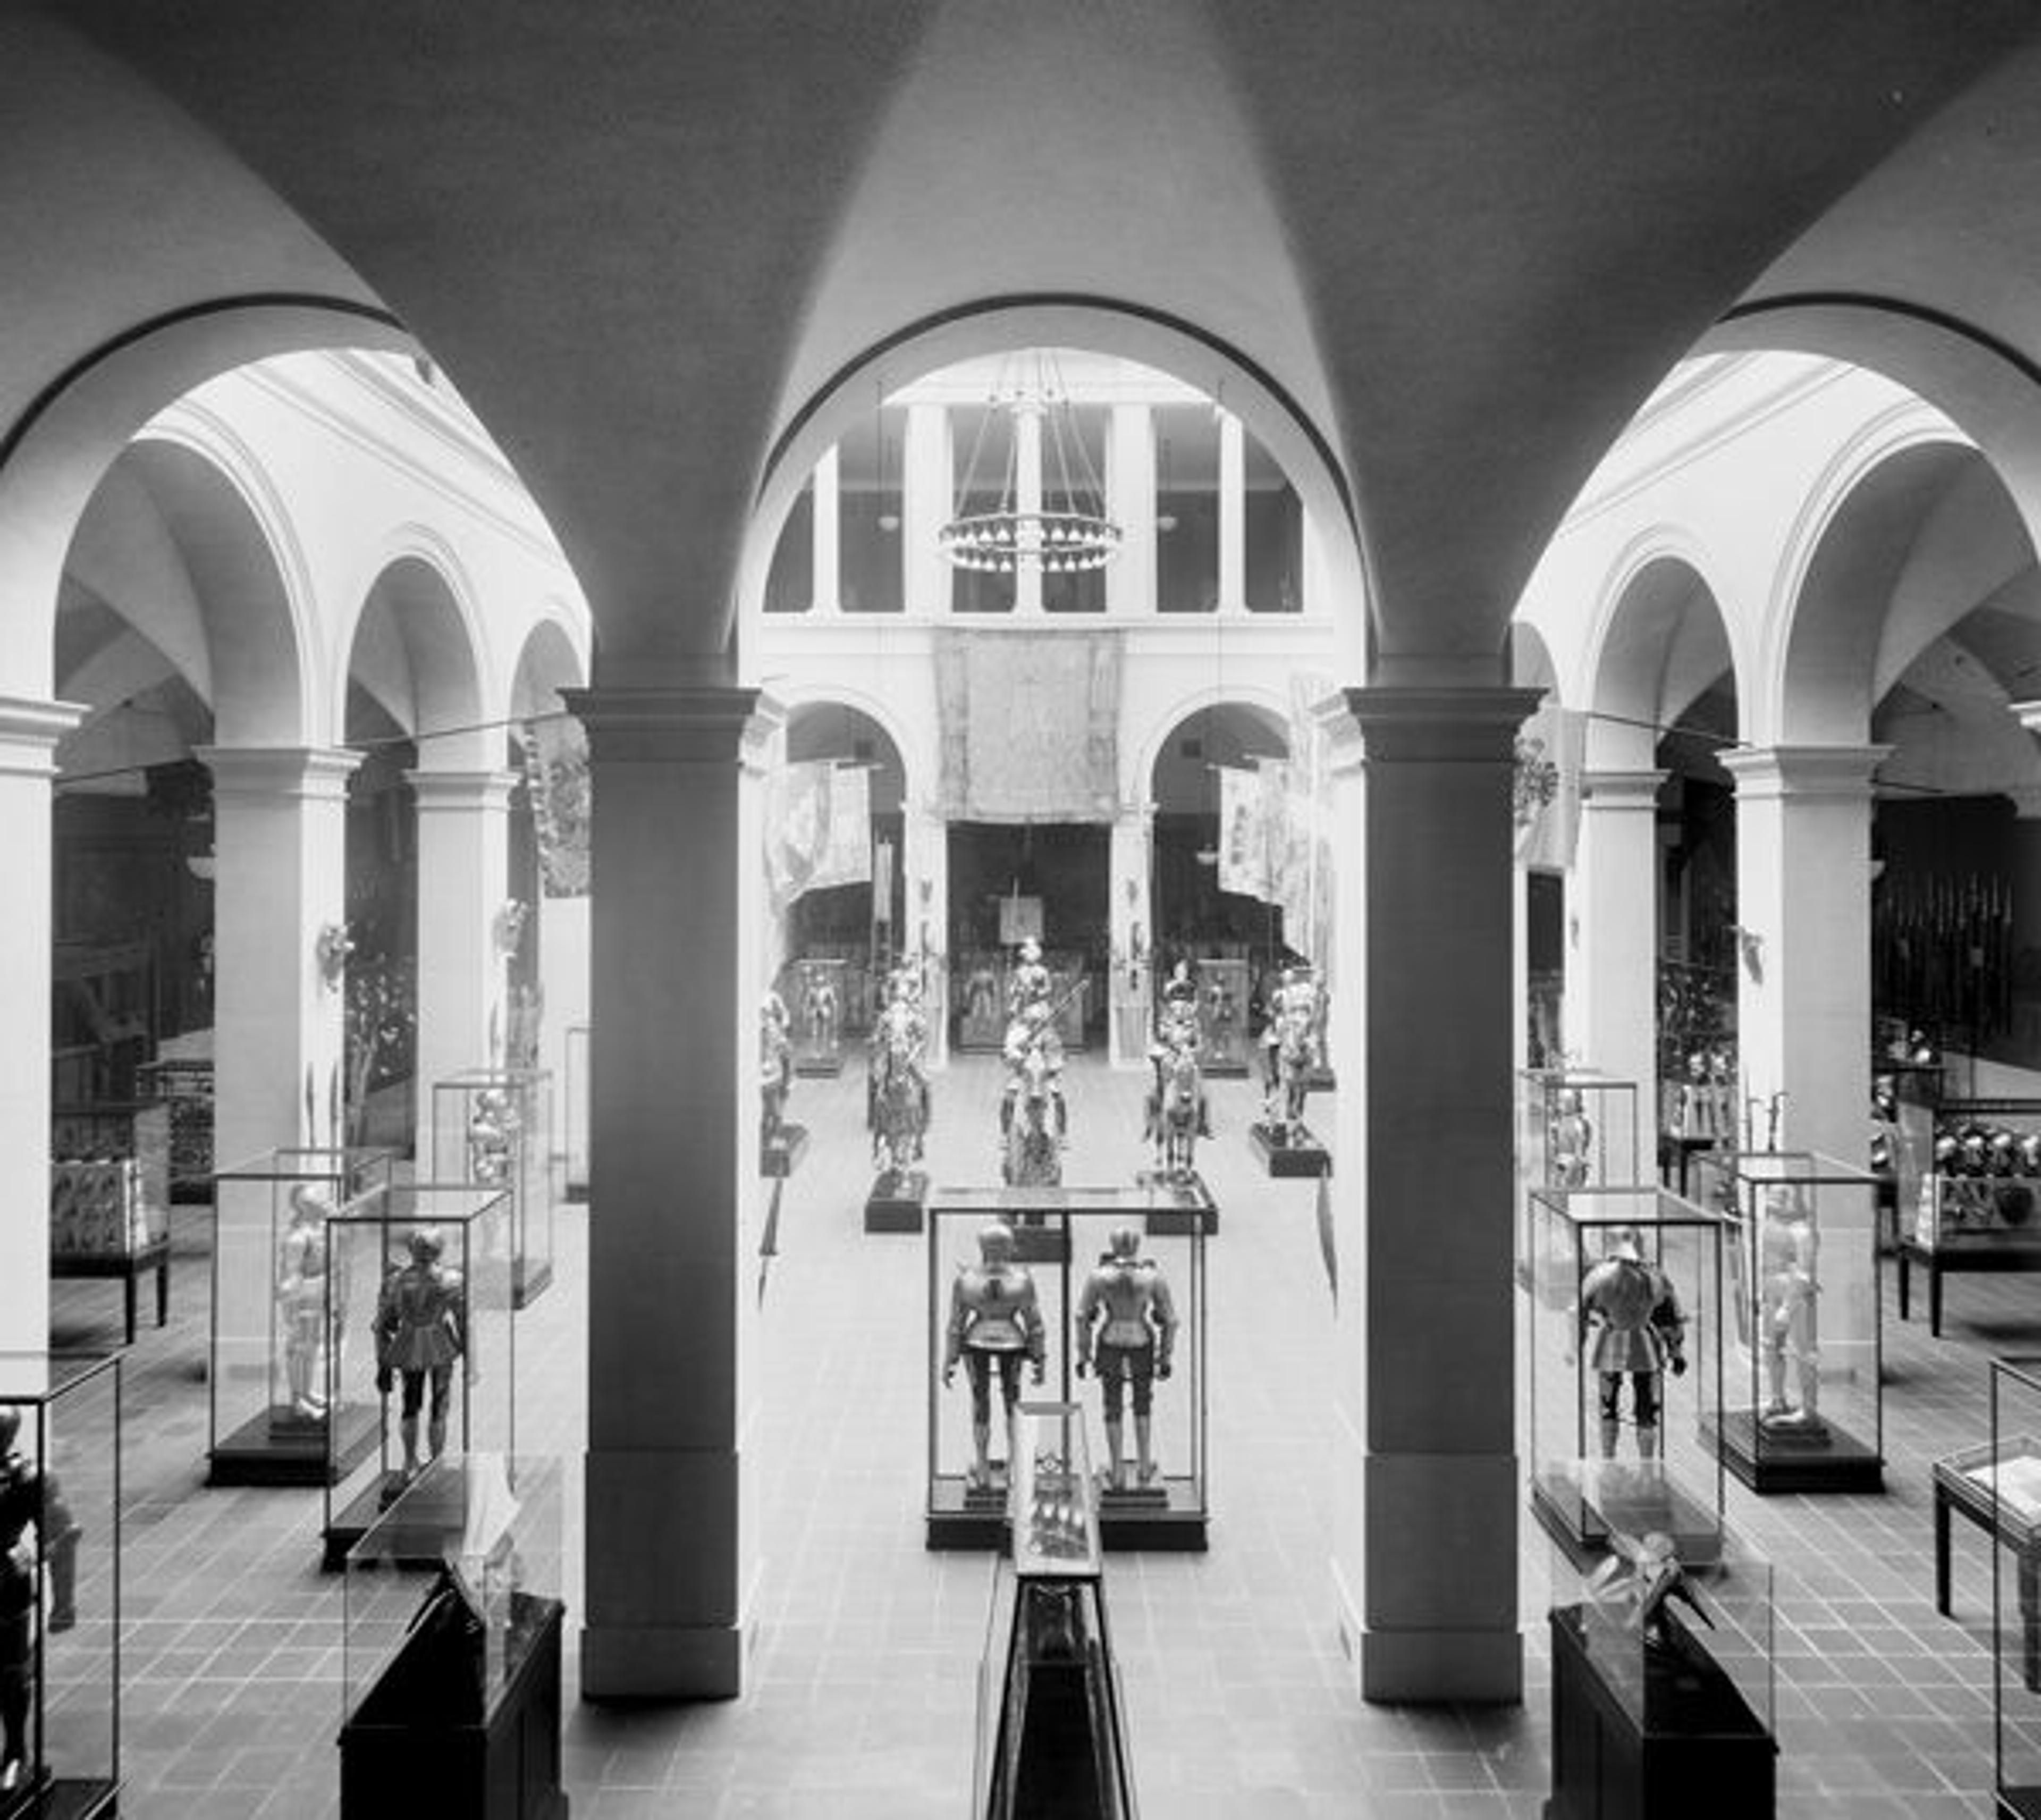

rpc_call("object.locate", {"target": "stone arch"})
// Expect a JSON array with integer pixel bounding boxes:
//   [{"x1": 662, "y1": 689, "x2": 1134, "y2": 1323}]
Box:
[
  {"x1": 1764, "y1": 406, "x2": 1972, "y2": 743},
  {"x1": 508, "y1": 608, "x2": 591, "y2": 723},
  {"x1": 112, "y1": 419, "x2": 316, "y2": 747},
  {"x1": 737, "y1": 303, "x2": 1369, "y2": 673},
  {"x1": 339, "y1": 530, "x2": 491, "y2": 771},
  {"x1": 773, "y1": 682, "x2": 924, "y2": 811},
  {"x1": 0, "y1": 300, "x2": 408, "y2": 697},
  {"x1": 1585, "y1": 539, "x2": 1739, "y2": 771},
  {"x1": 1129, "y1": 684, "x2": 1293, "y2": 805}
]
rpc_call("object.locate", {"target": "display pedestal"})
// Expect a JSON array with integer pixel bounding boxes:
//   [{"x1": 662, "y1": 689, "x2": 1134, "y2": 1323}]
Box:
[
  {"x1": 211, "y1": 1400, "x2": 378, "y2": 1489},
  {"x1": 1899, "y1": 1236, "x2": 2041, "y2": 1338},
  {"x1": 1707, "y1": 1410, "x2": 1883, "y2": 1494},
  {"x1": 1546, "y1": 1604, "x2": 1773, "y2": 1819},
  {"x1": 1531, "y1": 1468, "x2": 1722, "y2": 1574},
  {"x1": 1250, "y1": 1122, "x2": 1330, "y2": 1178},
  {"x1": 761, "y1": 1125, "x2": 808, "y2": 1178},
  {"x1": 1132, "y1": 1171, "x2": 1217, "y2": 1235},
  {"x1": 340, "y1": 1594, "x2": 568, "y2": 1820},
  {"x1": 793, "y1": 1052, "x2": 843, "y2": 1080},
  {"x1": 1095, "y1": 1477, "x2": 1205, "y2": 1551},
  {"x1": 864, "y1": 1169, "x2": 929, "y2": 1234},
  {"x1": 49, "y1": 1238, "x2": 170, "y2": 1348},
  {"x1": 512, "y1": 1258, "x2": 554, "y2": 1309},
  {"x1": 929, "y1": 1467, "x2": 1014, "y2": 1551},
  {"x1": 0, "y1": 1771, "x2": 117, "y2": 1820}
]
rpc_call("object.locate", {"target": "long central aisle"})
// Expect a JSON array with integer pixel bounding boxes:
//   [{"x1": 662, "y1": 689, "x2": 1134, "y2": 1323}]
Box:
[{"x1": 559, "y1": 1052, "x2": 1422, "y2": 1817}]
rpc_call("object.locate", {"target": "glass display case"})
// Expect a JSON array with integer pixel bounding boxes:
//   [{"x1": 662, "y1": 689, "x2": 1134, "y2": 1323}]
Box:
[
  {"x1": 323, "y1": 1185, "x2": 516, "y2": 1568},
  {"x1": 1517, "y1": 1070, "x2": 1642, "y2": 1283},
  {"x1": 1690, "y1": 1150, "x2": 1883, "y2": 1494},
  {"x1": 1524, "y1": 1185, "x2": 1725, "y2": 1569},
  {"x1": 969, "y1": 1403, "x2": 1138, "y2": 1820},
  {"x1": 787, "y1": 955, "x2": 848, "y2": 1075},
  {"x1": 48, "y1": 1101, "x2": 171, "y2": 1260},
  {"x1": 563, "y1": 1023, "x2": 589, "y2": 1204},
  {"x1": 1903, "y1": 1099, "x2": 2041, "y2": 1250},
  {"x1": 432, "y1": 1067, "x2": 556, "y2": 1308},
  {"x1": 206, "y1": 1147, "x2": 395, "y2": 1486},
  {"x1": 1192, "y1": 956, "x2": 1252, "y2": 1075},
  {"x1": 0, "y1": 1353, "x2": 121, "y2": 1820},
  {"x1": 1546, "y1": 1511, "x2": 1775, "y2": 1818},
  {"x1": 1989, "y1": 1359, "x2": 2041, "y2": 1819},
  {"x1": 341, "y1": 1454, "x2": 566, "y2": 1820},
  {"x1": 927, "y1": 1186, "x2": 1207, "y2": 1551}
]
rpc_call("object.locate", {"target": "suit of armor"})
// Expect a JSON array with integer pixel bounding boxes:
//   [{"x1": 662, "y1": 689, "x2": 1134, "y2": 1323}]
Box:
[
  {"x1": 0, "y1": 1412, "x2": 78, "y2": 1794},
  {"x1": 942, "y1": 1224, "x2": 1045, "y2": 1489},
  {"x1": 1759, "y1": 1192, "x2": 1823, "y2": 1432},
  {"x1": 374, "y1": 1228, "x2": 469, "y2": 1486},
  {"x1": 276, "y1": 1186, "x2": 334, "y2": 1420},
  {"x1": 1579, "y1": 1229, "x2": 1687, "y2": 1460},
  {"x1": 1075, "y1": 1228, "x2": 1179, "y2": 1490},
  {"x1": 1006, "y1": 940, "x2": 1052, "y2": 1021},
  {"x1": 1549, "y1": 1088, "x2": 1595, "y2": 1189}
]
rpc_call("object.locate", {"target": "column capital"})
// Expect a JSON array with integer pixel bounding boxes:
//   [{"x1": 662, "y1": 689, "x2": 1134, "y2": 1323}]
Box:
[
  {"x1": 1344, "y1": 685, "x2": 1545, "y2": 763},
  {"x1": 2012, "y1": 700, "x2": 2041, "y2": 738},
  {"x1": 1720, "y1": 743, "x2": 1891, "y2": 799},
  {"x1": 1582, "y1": 768, "x2": 1666, "y2": 811},
  {"x1": 405, "y1": 766, "x2": 520, "y2": 811},
  {"x1": 0, "y1": 695, "x2": 86, "y2": 778},
  {"x1": 564, "y1": 684, "x2": 764, "y2": 765},
  {"x1": 198, "y1": 744, "x2": 363, "y2": 801},
  {"x1": 2005, "y1": 783, "x2": 2041, "y2": 820}
]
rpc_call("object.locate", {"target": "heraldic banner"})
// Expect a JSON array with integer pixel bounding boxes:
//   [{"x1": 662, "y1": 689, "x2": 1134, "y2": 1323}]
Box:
[
  {"x1": 934, "y1": 630, "x2": 1121, "y2": 821},
  {"x1": 764, "y1": 760, "x2": 872, "y2": 912}
]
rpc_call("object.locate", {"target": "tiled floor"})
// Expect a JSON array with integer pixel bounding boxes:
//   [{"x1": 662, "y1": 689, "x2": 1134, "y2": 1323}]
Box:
[{"x1": 45, "y1": 1053, "x2": 2040, "y2": 1816}]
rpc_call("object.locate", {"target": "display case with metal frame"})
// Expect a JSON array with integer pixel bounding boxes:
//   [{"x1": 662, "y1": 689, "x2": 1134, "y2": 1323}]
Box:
[
  {"x1": 323, "y1": 1184, "x2": 515, "y2": 1568},
  {"x1": 206, "y1": 1146, "x2": 395, "y2": 1486},
  {"x1": 1524, "y1": 1185, "x2": 1725, "y2": 1569},
  {"x1": 969, "y1": 1402, "x2": 1138, "y2": 1820},
  {"x1": 1545, "y1": 1509, "x2": 1775, "y2": 1818},
  {"x1": 432, "y1": 1066, "x2": 556, "y2": 1308},
  {"x1": 1986, "y1": 1359, "x2": 2041, "y2": 1819},
  {"x1": 1517, "y1": 1069, "x2": 1642, "y2": 1284},
  {"x1": 340, "y1": 1453, "x2": 567, "y2": 1820},
  {"x1": 927, "y1": 1185, "x2": 1207, "y2": 1552},
  {"x1": 563, "y1": 1023, "x2": 589, "y2": 1204},
  {"x1": 1691, "y1": 1150, "x2": 1883, "y2": 1493},
  {"x1": 787, "y1": 955, "x2": 848, "y2": 1076},
  {"x1": 0, "y1": 1352, "x2": 121, "y2": 1820}
]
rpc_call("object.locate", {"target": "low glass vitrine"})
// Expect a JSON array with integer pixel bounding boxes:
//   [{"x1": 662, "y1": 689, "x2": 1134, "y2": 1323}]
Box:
[
  {"x1": 341, "y1": 1454, "x2": 566, "y2": 1820},
  {"x1": 323, "y1": 1184, "x2": 515, "y2": 1567},
  {"x1": 48, "y1": 1101, "x2": 171, "y2": 1260},
  {"x1": 970, "y1": 1403, "x2": 1137, "y2": 1820},
  {"x1": 1690, "y1": 1150, "x2": 1882, "y2": 1493},
  {"x1": 1988, "y1": 1360, "x2": 2041, "y2": 1819},
  {"x1": 1904, "y1": 1099, "x2": 2041, "y2": 1251},
  {"x1": 207, "y1": 1147, "x2": 394, "y2": 1486},
  {"x1": 1525, "y1": 1185, "x2": 1725, "y2": 1568},
  {"x1": 432, "y1": 1067, "x2": 556, "y2": 1308},
  {"x1": 927, "y1": 1186, "x2": 1207, "y2": 1552},
  {"x1": 1546, "y1": 1512, "x2": 1775, "y2": 1818},
  {"x1": 1517, "y1": 1069, "x2": 1642, "y2": 1285},
  {"x1": 0, "y1": 1353, "x2": 121, "y2": 1820}
]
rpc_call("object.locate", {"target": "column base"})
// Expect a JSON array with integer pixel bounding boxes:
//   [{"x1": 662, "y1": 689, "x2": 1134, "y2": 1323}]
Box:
[
  {"x1": 1357, "y1": 1624, "x2": 1524, "y2": 1704},
  {"x1": 1332, "y1": 1554, "x2": 1524, "y2": 1703},
  {"x1": 579, "y1": 1616, "x2": 755, "y2": 1700}
]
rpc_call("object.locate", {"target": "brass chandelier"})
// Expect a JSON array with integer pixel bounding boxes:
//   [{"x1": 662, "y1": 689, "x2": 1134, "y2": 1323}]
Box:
[{"x1": 938, "y1": 349, "x2": 1123, "y2": 575}]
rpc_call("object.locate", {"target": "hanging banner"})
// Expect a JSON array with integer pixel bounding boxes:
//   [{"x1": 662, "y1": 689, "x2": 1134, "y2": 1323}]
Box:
[
  {"x1": 1217, "y1": 762, "x2": 1273, "y2": 900},
  {"x1": 518, "y1": 716, "x2": 590, "y2": 899},
  {"x1": 1281, "y1": 675, "x2": 1339, "y2": 973},
  {"x1": 1514, "y1": 702, "x2": 1585, "y2": 872},
  {"x1": 809, "y1": 762, "x2": 873, "y2": 894},
  {"x1": 764, "y1": 760, "x2": 872, "y2": 911}
]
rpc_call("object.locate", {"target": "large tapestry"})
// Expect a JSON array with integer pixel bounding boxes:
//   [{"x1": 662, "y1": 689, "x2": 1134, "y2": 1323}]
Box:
[{"x1": 934, "y1": 630, "x2": 1121, "y2": 822}]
